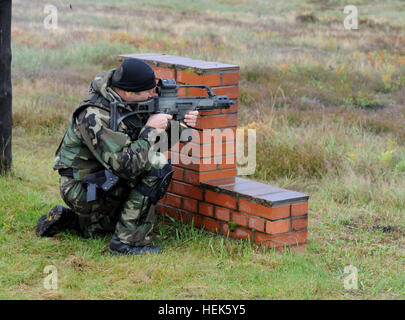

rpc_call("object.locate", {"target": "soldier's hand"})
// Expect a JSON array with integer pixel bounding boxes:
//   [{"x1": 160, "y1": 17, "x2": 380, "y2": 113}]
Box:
[
  {"x1": 184, "y1": 110, "x2": 199, "y2": 128},
  {"x1": 146, "y1": 113, "x2": 173, "y2": 132}
]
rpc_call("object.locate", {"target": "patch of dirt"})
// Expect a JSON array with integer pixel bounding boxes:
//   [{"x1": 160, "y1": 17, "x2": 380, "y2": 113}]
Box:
[
  {"x1": 129, "y1": 271, "x2": 152, "y2": 284},
  {"x1": 63, "y1": 256, "x2": 89, "y2": 271},
  {"x1": 40, "y1": 290, "x2": 65, "y2": 300},
  {"x1": 371, "y1": 224, "x2": 400, "y2": 233},
  {"x1": 343, "y1": 214, "x2": 404, "y2": 238},
  {"x1": 178, "y1": 284, "x2": 209, "y2": 299},
  {"x1": 296, "y1": 13, "x2": 319, "y2": 24}
]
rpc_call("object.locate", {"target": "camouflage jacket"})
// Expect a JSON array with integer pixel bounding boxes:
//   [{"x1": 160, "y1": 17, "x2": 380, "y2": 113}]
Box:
[{"x1": 54, "y1": 69, "x2": 182, "y2": 182}]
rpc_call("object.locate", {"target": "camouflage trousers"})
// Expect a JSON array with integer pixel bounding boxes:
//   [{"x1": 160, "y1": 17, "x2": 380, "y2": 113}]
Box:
[{"x1": 59, "y1": 175, "x2": 159, "y2": 247}]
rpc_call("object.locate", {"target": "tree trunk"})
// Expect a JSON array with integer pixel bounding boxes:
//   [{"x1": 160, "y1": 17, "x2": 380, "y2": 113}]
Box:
[{"x1": 0, "y1": 0, "x2": 12, "y2": 174}]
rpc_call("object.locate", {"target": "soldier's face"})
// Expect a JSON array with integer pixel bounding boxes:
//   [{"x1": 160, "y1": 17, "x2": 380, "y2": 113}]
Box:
[{"x1": 121, "y1": 88, "x2": 155, "y2": 102}]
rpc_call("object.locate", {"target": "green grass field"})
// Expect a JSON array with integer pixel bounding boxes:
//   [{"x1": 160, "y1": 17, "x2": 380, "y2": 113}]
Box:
[{"x1": 1, "y1": 0, "x2": 404, "y2": 299}]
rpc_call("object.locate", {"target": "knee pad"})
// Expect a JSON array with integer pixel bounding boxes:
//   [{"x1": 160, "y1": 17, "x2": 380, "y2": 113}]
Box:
[{"x1": 136, "y1": 162, "x2": 174, "y2": 204}]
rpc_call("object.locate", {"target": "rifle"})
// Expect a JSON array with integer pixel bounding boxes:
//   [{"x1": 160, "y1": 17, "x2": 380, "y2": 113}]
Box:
[{"x1": 110, "y1": 79, "x2": 236, "y2": 131}]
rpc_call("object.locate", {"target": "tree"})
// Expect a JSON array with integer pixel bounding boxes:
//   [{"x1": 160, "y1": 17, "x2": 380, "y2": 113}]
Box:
[{"x1": 0, "y1": 0, "x2": 12, "y2": 174}]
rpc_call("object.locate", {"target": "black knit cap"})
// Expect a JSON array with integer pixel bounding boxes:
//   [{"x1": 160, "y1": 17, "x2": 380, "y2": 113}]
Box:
[{"x1": 111, "y1": 58, "x2": 156, "y2": 92}]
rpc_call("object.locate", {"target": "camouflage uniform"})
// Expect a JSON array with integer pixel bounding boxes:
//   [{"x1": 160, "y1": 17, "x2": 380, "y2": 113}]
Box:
[{"x1": 54, "y1": 69, "x2": 176, "y2": 246}]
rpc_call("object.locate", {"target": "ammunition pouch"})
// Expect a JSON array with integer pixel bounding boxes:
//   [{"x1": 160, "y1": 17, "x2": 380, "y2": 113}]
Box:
[
  {"x1": 58, "y1": 168, "x2": 74, "y2": 178},
  {"x1": 81, "y1": 170, "x2": 120, "y2": 203},
  {"x1": 136, "y1": 162, "x2": 174, "y2": 205}
]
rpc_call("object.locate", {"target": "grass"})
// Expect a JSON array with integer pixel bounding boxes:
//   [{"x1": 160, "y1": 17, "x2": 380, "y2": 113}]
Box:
[{"x1": 0, "y1": 0, "x2": 404, "y2": 299}]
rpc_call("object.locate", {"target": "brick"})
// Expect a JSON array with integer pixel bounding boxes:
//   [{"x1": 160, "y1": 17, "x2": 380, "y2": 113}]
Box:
[
  {"x1": 183, "y1": 168, "x2": 236, "y2": 185},
  {"x1": 186, "y1": 87, "x2": 208, "y2": 97},
  {"x1": 159, "y1": 205, "x2": 187, "y2": 223},
  {"x1": 212, "y1": 86, "x2": 239, "y2": 99},
  {"x1": 176, "y1": 70, "x2": 221, "y2": 86},
  {"x1": 199, "y1": 202, "x2": 214, "y2": 217},
  {"x1": 239, "y1": 199, "x2": 290, "y2": 220},
  {"x1": 172, "y1": 166, "x2": 184, "y2": 181},
  {"x1": 218, "y1": 155, "x2": 236, "y2": 169},
  {"x1": 248, "y1": 216, "x2": 265, "y2": 232},
  {"x1": 179, "y1": 141, "x2": 235, "y2": 158},
  {"x1": 167, "y1": 181, "x2": 173, "y2": 192},
  {"x1": 199, "y1": 169, "x2": 237, "y2": 182},
  {"x1": 205, "y1": 189, "x2": 237, "y2": 210},
  {"x1": 190, "y1": 214, "x2": 220, "y2": 232},
  {"x1": 266, "y1": 220, "x2": 290, "y2": 235},
  {"x1": 292, "y1": 217, "x2": 308, "y2": 231},
  {"x1": 221, "y1": 72, "x2": 239, "y2": 86},
  {"x1": 189, "y1": 214, "x2": 203, "y2": 228},
  {"x1": 178, "y1": 87, "x2": 187, "y2": 97},
  {"x1": 152, "y1": 67, "x2": 175, "y2": 80},
  {"x1": 201, "y1": 141, "x2": 235, "y2": 158},
  {"x1": 203, "y1": 217, "x2": 221, "y2": 233},
  {"x1": 221, "y1": 225, "x2": 253, "y2": 241},
  {"x1": 269, "y1": 206, "x2": 291, "y2": 220},
  {"x1": 195, "y1": 114, "x2": 238, "y2": 130},
  {"x1": 170, "y1": 154, "x2": 216, "y2": 171},
  {"x1": 215, "y1": 207, "x2": 230, "y2": 221},
  {"x1": 255, "y1": 230, "x2": 308, "y2": 248},
  {"x1": 291, "y1": 202, "x2": 308, "y2": 217},
  {"x1": 178, "y1": 142, "x2": 201, "y2": 158},
  {"x1": 172, "y1": 181, "x2": 203, "y2": 200},
  {"x1": 183, "y1": 170, "x2": 200, "y2": 185},
  {"x1": 167, "y1": 193, "x2": 182, "y2": 208},
  {"x1": 232, "y1": 211, "x2": 248, "y2": 227},
  {"x1": 183, "y1": 198, "x2": 197, "y2": 213},
  {"x1": 200, "y1": 128, "x2": 237, "y2": 144},
  {"x1": 203, "y1": 177, "x2": 236, "y2": 186},
  {"x1": 170, "y1": 153, "x2": 218, "y2": 171},
  {"x1": 156, "y1": 204, "x2": 165, "y2": 216},
  {"x1": 199, "y1": 109, "x2": 221, "y2": 116}
]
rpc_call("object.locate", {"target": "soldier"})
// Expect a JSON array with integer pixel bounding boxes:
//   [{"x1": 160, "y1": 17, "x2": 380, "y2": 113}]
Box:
[{"x1": 35, "y1": 58, "x2": 198, "y2": 255}]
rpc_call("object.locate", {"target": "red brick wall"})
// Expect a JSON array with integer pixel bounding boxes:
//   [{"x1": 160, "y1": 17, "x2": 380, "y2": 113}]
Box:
[{"x1": 117, "y1": 54, "x2": 309, "y2": 249}]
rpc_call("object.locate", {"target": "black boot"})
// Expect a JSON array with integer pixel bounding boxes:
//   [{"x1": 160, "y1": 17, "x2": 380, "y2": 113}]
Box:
[
  {"x1": 36, "y1": 205, "x2": 80, "y2": 237},
  {"x1": 109, "y1": 235, "x2": 162, "y2": 255}
]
